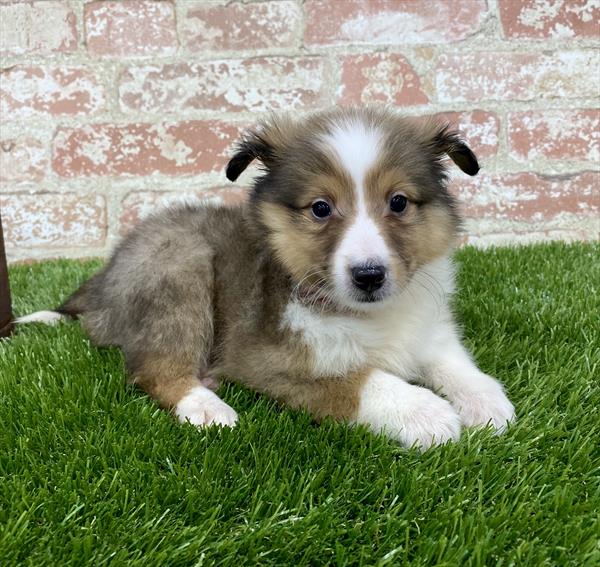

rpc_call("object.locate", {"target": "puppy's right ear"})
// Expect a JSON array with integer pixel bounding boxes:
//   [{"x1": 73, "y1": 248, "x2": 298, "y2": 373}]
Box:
[{"x1": 226, "y1": 130, "x2": 274, "y2": 182}]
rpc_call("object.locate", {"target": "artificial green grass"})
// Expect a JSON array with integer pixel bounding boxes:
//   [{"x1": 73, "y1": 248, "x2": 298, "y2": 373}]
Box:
[{"x1": 1, "y1": 243, "x2": 599, "y2": 566}]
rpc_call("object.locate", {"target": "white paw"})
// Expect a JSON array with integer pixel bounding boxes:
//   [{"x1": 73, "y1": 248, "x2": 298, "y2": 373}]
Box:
[
  {"x1": 175, "y1": 386, "x2": 238, "y2": 428},
  {"x1": 357, "y1": 370, "x2": 462, "y2": 450},
  {"x1": 394, "y1": 388, "x2": 462, "y2": 450},
  {"x1": 450, "y1": 376, "x2": 515, "y2": 432}
]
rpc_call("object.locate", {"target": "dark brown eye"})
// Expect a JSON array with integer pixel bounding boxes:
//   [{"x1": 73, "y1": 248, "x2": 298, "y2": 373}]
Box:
[
  {"x1": 311, "y1": 200, "x2": 332, "y2": 219},
  {"x1": 390, "y1": 193, "x2": 408, "y2": 214}
]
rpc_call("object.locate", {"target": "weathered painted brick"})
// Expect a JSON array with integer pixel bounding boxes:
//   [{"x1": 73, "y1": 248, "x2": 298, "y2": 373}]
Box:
[
  {"x1": 52, "y1": 121, "x2": 241, "y2": 178},
  {"x1": 305, "y1": 0, "x2": 487, "y2": 46},
  {"x1": 85, "y1": 0, "x2": 177, "y2": 57},
  {"x1": 436, "y1": 50, "x2": 599, "y2": 102},
  {"x1": 338, "y1": 53, "x2": 428, "y2": 105},
  {"x1": 452, "y1": 172, "x2": 599, "y2": 222},
  {"x1": 1, "y1": 193, "x2": 106, "y2": 247},
  {"x1": 119, "y1": 187, "x2": 248, "y2": 234},
  {"x1": 499, "y1": 0, "x2": 600, "y2": 39},
  {"x1": 0, "y1": 66, "x2": 105, "y2": 119},
  {"x1": 119, "y1": 57, "x2": 329, "y2": 113},
  {"x1": 0, "y1": 1, "x2": 77, "y2": 56},
  {"x1": 433, "y1": 111, "x2": 499, "y2": 159},
  {"x1": 183, "y1": 1, "x2": 301, "y2": 51},
  {"x1": 508, "y1": 110, "x2": 599, "y2": 161},
  {"x1": 0, "y1": 137, "x2": 48, "y2": 182}
]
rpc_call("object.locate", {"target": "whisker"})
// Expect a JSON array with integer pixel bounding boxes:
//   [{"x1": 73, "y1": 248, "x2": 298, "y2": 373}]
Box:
[
  {"x1": 410, "y1": 270, "x2": 444, "y2": 316},
  {"x1": 290, "y1": 267, "x2": 329, "y2": 302}
]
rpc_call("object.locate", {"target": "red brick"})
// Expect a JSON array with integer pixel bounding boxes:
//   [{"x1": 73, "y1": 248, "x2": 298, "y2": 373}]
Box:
[
  {"x1": 52, "y1": 121, "x2": 242, "y2": 178},
  {"x1": 0, "y1": 66, "x2": 105, "y2": 119},
  {"x1": 183, "y1": 1, "x2": 301, "y2": 51},
  {"x1": 119, "y1": 187, "x2": 248, "y2": 234},
  {"x1": 0, "y1": 193, "x2": 106, "y2": 247},
  {"x1": 452, "y1": 172, "x2": 599, "y2": 222},
  {"x1": 119, "y1": 57, "x2": 329, "y2": 113},
  {"x1": 508, "y1": 110, "x2": 599, "y2": 161},
  {"x1": 0, "y1": 137, "x2": 48, "y2": 182},
  {"x1": 305, "y1": 0, "x2": 487, "y2": 46},
  {"x1": 338, "y1": 53, "x2": 428, "y2": 106},
  {"x1": 436, "y1": 50, "x2": 599, "y2": 102},
  {"x1": 85, "y1": 0, "x2": 177, "y2": 57},
  {"x1": 499, "y1": 0, "x2": 600, "y2": 39},
  {"x1": 433, "y1": 111, "x2": 499, "y2": 159},
  {"x1": 0, "y1": 1, "x2": 77, "y2": 56}
]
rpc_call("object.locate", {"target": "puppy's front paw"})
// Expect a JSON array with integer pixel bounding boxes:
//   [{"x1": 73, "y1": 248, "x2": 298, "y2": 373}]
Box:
[
  {"x1": 450, "y1": 376, "x2": 515, "y2": 432},
  {"x1": 396, "y1": 389, "x2": 462, "y2": 450},
  {"x1": 175, "y1": 386, "x2": 238, "y2": 428},
  {"x1": 357, "y1": 371, "x2": 462, "y2": 450}
]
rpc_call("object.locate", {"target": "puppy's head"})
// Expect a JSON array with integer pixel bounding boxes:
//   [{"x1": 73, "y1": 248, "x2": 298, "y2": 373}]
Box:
[{"x1": 226, "y1": 108, "x2": 478, "y2": 311}]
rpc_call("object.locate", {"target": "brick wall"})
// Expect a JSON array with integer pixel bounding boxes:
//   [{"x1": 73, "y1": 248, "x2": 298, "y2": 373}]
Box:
[{"x1": 1, "y1": 0, "x2": 598, "y2": 262}]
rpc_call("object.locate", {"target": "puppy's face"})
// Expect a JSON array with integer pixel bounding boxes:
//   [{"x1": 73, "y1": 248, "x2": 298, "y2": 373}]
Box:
[{"x1": 227, "y1": 108, "x2": 479, "y2": 311}]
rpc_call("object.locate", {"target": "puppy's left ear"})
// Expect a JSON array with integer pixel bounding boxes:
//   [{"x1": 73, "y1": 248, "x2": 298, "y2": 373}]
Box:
[
  {"x1": 434, "y1": 126, "x2": 480, "y2": 176},
  {"x1": 226, "y1": 130, "x2": 273, "y2": 182}
]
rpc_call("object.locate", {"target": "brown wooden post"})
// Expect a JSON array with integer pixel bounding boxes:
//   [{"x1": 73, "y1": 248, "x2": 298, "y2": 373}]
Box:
[{"x1": 0, "y1": 209, "x2": 13, "y2": 338}]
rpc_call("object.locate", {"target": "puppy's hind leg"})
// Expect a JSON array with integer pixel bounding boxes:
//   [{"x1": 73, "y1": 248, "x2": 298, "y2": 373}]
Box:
[
  {"x1": 107, "y1": 234, "x2": 237, "y2": 428},
  {"x1": 121, "y1": 287, "x2": 238, "y2": 428},
  {"x1": 128, "y1": 354, "x2": 237, "y2": 427}
]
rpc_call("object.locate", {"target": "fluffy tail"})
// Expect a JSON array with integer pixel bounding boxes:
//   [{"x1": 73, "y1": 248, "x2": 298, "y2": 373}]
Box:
[
  {"x1": 15, "y1": 310, "x2": 68, "y2": 326},
  {"x1": 15, "y1": 292, "x2": 84, "y2": 326}
]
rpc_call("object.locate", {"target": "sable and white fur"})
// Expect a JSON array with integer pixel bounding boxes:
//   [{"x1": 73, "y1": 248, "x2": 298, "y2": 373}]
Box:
[{"x1": 19, "y1": 107, "x2": 515, "y2": 449}]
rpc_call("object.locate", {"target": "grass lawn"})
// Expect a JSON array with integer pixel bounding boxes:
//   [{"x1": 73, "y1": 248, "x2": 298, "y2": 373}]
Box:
[{"x1": 1, "y1": 243, "x2": 599, "y2": 566}]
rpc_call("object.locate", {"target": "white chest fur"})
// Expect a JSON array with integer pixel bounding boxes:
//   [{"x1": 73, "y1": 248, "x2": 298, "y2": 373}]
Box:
[{"x1": 282, "y1": 259, "x2": 456, "y2": 379}]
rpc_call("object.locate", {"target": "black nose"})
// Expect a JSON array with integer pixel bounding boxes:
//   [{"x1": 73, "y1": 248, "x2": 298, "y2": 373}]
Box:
[{"x1": 351, "y1": 265, "x2": 386, "y2": 292}]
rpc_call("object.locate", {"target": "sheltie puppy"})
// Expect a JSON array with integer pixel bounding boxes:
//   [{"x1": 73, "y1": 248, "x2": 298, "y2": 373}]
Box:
[{"x1": 18, "y1": 107, "x2": 515, "y2": 449}]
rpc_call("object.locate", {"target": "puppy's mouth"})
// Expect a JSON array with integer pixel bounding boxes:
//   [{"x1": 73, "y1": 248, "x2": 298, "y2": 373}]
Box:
[
  {"x1": 294, "y1": 277, "x2": 335, "y2": 307},
  {"x1": 349, "y1": 283, "x2": 393, "y2": 305},
  {"x1": 356, "y1": 291, "x2": 385, "y2": 303}
]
